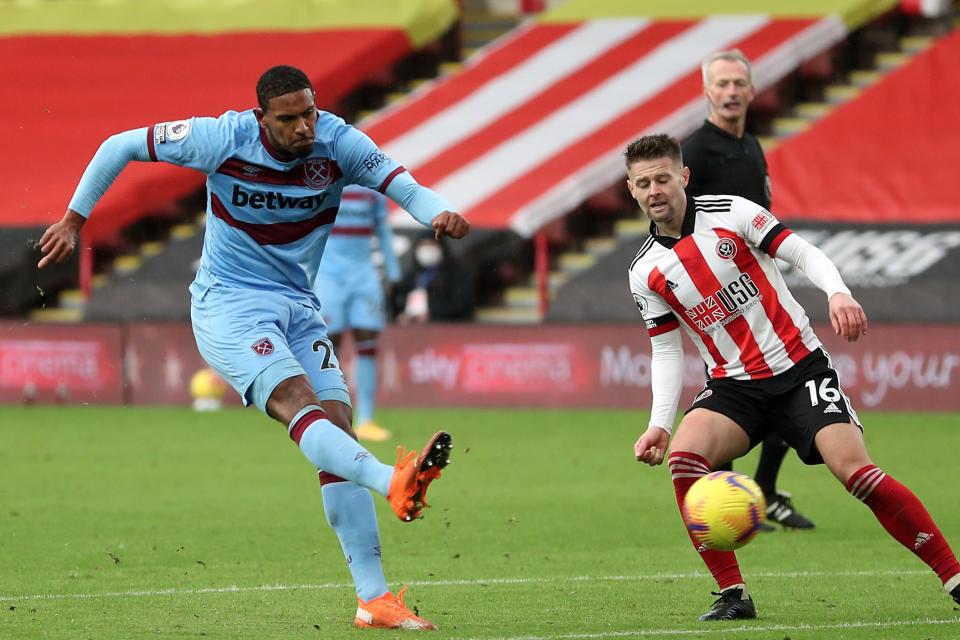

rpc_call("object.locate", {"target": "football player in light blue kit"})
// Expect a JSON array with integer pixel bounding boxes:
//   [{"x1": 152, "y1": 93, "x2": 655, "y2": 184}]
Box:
[
  {"x1": 38, "y1": 66, "x2": 469, "y2": 631},
  {"x1": 314, "y1": 185, "x2": 400, "y2": 443}
]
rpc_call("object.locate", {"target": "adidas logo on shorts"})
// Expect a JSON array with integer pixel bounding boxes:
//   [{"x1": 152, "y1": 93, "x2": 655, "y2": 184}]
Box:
[{"x1": 823, "y1": 402, "x2": 842, "y2": 414}]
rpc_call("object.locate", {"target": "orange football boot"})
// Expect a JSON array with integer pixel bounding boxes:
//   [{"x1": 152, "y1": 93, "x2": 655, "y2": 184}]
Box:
[
  {"x1": 387, "y1": 431, "x2": 452, "y2": 522},
  {"x1": 354, "y1": 586, "x2": 437, "y2": 630}
]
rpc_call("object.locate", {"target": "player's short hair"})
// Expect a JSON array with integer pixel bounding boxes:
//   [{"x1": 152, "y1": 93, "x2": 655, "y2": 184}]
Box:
[
  {"x1": 624, "y1": 134, "x2": 682, "y2": 168},
  {"x1": 701, "y1": 49, "x2": 753, "y2": 85},
  {"x1": 256, "y1": 65, "x2": 314, "y2": 111}
]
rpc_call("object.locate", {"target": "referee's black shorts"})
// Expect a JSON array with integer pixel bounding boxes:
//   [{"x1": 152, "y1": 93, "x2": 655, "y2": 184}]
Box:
[{"x1": 686, "y1": 348, "x2": 861, "y2": 465}]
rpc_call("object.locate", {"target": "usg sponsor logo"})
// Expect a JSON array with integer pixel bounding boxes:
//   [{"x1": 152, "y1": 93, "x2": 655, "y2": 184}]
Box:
[{"x1": 685, "y1": 274, "x2": 760, "y2": 332}]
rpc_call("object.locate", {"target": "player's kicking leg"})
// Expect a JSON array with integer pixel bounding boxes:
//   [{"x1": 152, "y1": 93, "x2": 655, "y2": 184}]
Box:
[
  {"x1": 193, "y1": 290, "x2": 451, "y2": 629},
  {"x1": 273, "y1": 375, "x2": 452, "y2": 521},
  {"x1": 816, "y1": 421, "x2": 960, "y2": 608},
  {"x1": 272, "y1": 376, "x2": 450, "y2": 630},
  {"x1": 668, "y1": 408, "x2": 757, "y2": 621}
]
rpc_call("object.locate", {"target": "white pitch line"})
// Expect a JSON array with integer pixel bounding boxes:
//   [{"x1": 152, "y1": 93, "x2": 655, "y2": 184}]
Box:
[
  {"x1": 0, "y1": 568, "x2": 931, "y2": 603},
  {"x1": 464, "y1": 618, "x2": 960, "y2": 640}
]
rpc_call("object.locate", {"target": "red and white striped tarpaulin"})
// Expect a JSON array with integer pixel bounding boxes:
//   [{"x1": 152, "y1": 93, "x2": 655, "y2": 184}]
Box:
[{"x1": 364, "y1": 15, "x2": 847, "y2": 236}]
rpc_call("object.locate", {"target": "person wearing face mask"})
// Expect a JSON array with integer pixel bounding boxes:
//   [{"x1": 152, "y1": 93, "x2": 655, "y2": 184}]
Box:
[
  {"x1": 399, "y1": 236, "x2": 474, "y2": 323},
  {"x1": 681, "y1": 50, "x2": 815, "y2": 532}
]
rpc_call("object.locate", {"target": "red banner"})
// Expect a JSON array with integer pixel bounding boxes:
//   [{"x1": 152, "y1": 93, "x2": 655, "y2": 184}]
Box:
[
  {"x1": 2, "y1": 322, "x2": 959, "y2": 412},
  {"x1": 124, "y1": 323, "x2": 242, "y2": 407},
  {"x1": 377, "y1": 324, "x2": 960, "y2": 412},
  {"x1": 0, "y1": 323, "x2": 123, "y2": 404}
]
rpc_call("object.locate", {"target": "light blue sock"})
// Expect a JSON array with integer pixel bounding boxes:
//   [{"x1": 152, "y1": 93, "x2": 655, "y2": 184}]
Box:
[
  {"x1": 291, "y1": 407, "x2": 392, "y2": 496},
  {"x1": 321, "y1": 481, "x2": 389, "y2": 602},
  {"x1": 355, "y1": 349, "x2": 378, "y2": 425}
]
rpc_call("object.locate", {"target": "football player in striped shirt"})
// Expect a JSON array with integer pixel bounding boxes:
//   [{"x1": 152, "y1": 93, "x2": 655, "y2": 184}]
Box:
[
  {"x1": 625, "y1": 133, "x2": 960, "y2": 621},
  {"x1": 683, "y1": 49, "x2": 814, "y2": 531},
  {"x1": 38, "y1": 65, "x2": 469, "y2": 630}
]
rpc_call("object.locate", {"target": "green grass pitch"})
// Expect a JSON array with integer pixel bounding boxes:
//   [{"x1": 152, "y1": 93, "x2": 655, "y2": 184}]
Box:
[{"x1": 1, "y1": 407, "x2": 959, "y2": 639}]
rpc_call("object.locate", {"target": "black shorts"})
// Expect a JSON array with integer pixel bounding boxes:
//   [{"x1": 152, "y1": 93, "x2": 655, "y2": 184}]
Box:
[{"x1": 686, "y1": 348, "x2": 861, "y2": 465}]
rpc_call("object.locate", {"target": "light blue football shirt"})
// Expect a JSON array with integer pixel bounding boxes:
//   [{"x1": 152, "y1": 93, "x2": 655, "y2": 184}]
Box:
[{"x1": 147, "y1": 110, "x2": 408, "y2": 306}]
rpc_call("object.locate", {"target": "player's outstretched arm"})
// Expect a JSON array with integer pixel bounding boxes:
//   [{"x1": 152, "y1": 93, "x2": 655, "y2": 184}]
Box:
[
  {"x1": 635, "y1": 426, "x2": 671, "y2": 466},
  {"x1": 828, "y1": 292, "x2": 868, "y2": 342},
  {"x1": 383, "y1": 172, "x2": 469, "y2": 240},
  {"x1": 38, "y1": 128, "x2": 152, "y2": 269},
  {"x1": 37, "y1": 209, "x2": 85, "y2": 269}
]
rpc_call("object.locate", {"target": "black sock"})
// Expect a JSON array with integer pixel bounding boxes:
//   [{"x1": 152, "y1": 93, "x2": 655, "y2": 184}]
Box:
[{"x1": 754, "y1": 435, "x2": 789, "y2": 501}]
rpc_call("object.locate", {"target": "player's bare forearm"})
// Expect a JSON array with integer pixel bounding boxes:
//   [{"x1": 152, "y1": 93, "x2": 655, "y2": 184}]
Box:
[
  {"x1": 635, "y1": 426, "x2": 671, "y2": 467},
  {"x1": 828, "y1": 292, "x2": 868, "y2": 342},
  {"x1": 37, "y1": 209, "x2": 86, "y2": 269},
  {"x1": 432, "y1": 211, "x2": 470, "y2": 240}
]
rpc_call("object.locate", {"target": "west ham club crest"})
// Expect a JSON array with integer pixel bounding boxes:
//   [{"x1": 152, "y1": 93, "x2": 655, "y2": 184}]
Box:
[
  {"x1": 251, "y1": 337, "x2": 275, "y2": 356},
  {"x1": 303, "y1": 158, "x2": 340, "y2": 190}
]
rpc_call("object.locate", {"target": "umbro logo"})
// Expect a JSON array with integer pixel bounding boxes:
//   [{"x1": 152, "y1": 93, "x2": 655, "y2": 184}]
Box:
[
  {"x1": 354, "y1": 451, "x2": 370, "y2": 462},
  {"x1": 914, "y1": 532, "x2": 934, "y2": 550},
  {"x1": 823, "y1": 402, "x2": 842, "y2": 414}
]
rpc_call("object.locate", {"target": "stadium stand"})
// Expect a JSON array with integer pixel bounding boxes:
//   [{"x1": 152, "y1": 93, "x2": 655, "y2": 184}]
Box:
[
  {"x1": 7, "y1": 0, "x2": 957, "y2": 328},
  {"x1": 364, "y1": 0, "x2": 896, "y2": 236},
  {"x1": 767, "y1": 29, "x2": 960, "y2": 224},
  {"x1": 0, "y1": 0, "x2": 460, "y2": 317},
  {"x1": 352, "y1": 0, "x2": 941, "y2": 322},
  {"x1": 548, "y1": 12, "x2": 959, "y2": 323}
]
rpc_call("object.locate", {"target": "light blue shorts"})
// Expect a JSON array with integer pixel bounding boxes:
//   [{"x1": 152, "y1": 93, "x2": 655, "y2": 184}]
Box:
[
  {"x1": 314, "y1": 270, "x2": 386, "y2": 335},
  {"x1": 191, "y1": 286, "x2": 351, "y2": 411}
]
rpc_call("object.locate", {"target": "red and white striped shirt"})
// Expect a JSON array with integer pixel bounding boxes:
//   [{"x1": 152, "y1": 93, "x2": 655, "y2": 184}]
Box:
[{"x1": 628, "y1": 195, "x2": 821, "y2": 380}]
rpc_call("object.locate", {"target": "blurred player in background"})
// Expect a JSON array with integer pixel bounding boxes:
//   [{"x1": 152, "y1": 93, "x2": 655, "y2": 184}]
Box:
[
  {"x1": 626, "y1": 134, "x2": 960, "y2": 621},
  {"x1": 38, "y1": 65, "x2": 470, "y2": 631},
  {"x1": 682, "y1": 49, "x2": 814, "y2": 531},
  {"x1": 314, "y1": 185, "x2": 400, "y2": 442}
]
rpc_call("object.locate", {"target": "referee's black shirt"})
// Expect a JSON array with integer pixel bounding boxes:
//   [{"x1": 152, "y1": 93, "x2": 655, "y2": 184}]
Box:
[{"x1": 681, "y1": 119, "x2": 771, "y2": 209}]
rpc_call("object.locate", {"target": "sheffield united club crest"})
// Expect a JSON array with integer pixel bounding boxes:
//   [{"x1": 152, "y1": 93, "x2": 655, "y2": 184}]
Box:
[{"x1": 715, "y1": 238, "x2": 737, "y2": 260}]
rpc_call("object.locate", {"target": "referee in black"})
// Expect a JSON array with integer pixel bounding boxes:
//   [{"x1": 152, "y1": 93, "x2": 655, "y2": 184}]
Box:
[{"x1": 682, "y1": 49, "x2": 815, "y2": 530}]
